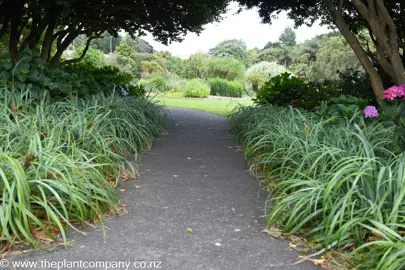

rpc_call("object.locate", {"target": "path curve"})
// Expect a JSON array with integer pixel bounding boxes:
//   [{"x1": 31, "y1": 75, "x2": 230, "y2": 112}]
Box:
[{"x1": 13, "y1": 108, "x2": 317, "y2": 270}]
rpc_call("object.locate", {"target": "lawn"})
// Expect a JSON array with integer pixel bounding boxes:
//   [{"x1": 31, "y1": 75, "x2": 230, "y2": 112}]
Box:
[{"x1": 155, "y1": 97, "x2": 254, "y2": 117}]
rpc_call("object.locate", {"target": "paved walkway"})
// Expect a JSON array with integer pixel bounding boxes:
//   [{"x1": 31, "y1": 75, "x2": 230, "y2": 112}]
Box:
[{"x1": 13, "y1": 108, "x2": 317, "y2": 270}]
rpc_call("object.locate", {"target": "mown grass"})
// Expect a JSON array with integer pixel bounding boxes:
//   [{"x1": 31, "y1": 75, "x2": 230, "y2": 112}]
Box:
[
  {"x1": 229, "y1": 105, "x2": 405, "y2": 269},
  {"x1": 0, "y1": 90, "x2": 168, "y2": 249},
  {"x1": 155, "y1": 96, "x2": 254, "y2": 117}
]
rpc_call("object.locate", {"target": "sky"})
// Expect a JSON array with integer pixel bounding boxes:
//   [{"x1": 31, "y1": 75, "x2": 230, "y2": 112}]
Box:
[{"x1": 142, "y1": 3, "x2": 331, "y2": 59}]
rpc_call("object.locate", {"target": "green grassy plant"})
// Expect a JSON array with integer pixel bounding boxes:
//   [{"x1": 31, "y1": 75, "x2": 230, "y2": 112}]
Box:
[
  {"x1": 229, "y1": 105, "x2": 405, "y2": 269},
  {"x1": 209, "y1": 78, "x2": 243, "y2": 97},
  {"x1": 0, "y1": 90, "x2": 168, "y2": 248}
]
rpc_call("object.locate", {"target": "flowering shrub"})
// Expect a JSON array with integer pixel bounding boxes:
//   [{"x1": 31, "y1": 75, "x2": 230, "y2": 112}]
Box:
[
  {"x1": 383, "y1": 85, "x2": 405, "y2": 100},
  {"x1": 363, "y1": 106, "x2": 379, "y2": 118},
  {"x1": 382, "y1": 84, "x2": 405, "y2": 151}
]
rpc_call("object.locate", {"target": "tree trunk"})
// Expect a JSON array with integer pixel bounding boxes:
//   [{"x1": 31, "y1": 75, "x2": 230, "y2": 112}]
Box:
[
  {"x1": 322, "y1": 0, "x2": 385, "y2": 103},
  {"x1": 9, "y1": 18, "x2": 21, "y2": 60},
  {"x1": 351, "y1": 0, "x2": 405, "y2": 86},
  {"x1": 40, "y1": 15, "x2": 57, "y2": 62}
]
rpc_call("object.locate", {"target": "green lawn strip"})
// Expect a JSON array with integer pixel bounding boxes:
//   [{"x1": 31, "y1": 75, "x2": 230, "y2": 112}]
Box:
[{"x1": 155, "y1": 97, "x2": 254, "y2": 117}]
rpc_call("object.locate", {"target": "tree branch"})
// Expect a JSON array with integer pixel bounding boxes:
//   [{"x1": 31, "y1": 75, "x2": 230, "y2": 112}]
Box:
[{"x1": 60, "y1": 37, "x2": 95, "y2": 65}]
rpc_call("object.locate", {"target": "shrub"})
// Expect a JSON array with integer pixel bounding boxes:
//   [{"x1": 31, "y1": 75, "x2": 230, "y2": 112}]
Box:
[
  {"x1": 244, "y1": 61, "x2": 288, "y2": 91},
  {"x1": 209, "y1": 78, "x2": 243, "y2": 97},
  {"x1": 254, "y1": 72, "x2": 338, "y2": 110},
  {"x1": 203, "y1": 57, "x2": 245, "y2": 81},
  {"x1": 0, "y1": 49, "x2": 140, "y2": 100},
  {"x1": 245, "y1": 72, "x2": 266, "y2": 92},
  {"x1": 0, "y1": 90, "x2": 168, "y2": 248},
  {"x1": 182, "y1": 79, "x2": 210, "y2": 98}
]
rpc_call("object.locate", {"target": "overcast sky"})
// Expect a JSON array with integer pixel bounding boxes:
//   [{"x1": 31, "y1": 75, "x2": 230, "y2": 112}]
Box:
[{"x1": 142, "y1": 3, "x2": 331, "y2": 58}]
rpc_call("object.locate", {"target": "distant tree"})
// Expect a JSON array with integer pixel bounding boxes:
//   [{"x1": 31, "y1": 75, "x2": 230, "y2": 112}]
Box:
[
  {"x1": 203, "y1": 57, "x2": 246, "y2": 81},
  {"x1": 115, "y1": 42, "x2": 139, "y2": 78},
  {"x1": 246, "y1": 49, "x2": 260, "y2": 67},
  {"x1": 184, "y1": 53, "x2": 207, "y2": 79},
  {"x1": 92, "y1": 33, "x2": 122, "y2": 54},
  {"x1": 122, "y1": 36, "x2": 154, "y2": 54},
  {"x1": 155, "y1": 51, "x2": 185, "y2": 76},
  {"x1": 307, "y1": 36, "x2": 363, "y2": 82},
  {"x1": 72, "y1": 32, "x2": 122, "y2": 54},
  {"x1": 263, "y1": 41, "x2": 281, "y2": 50},
  {"x1": 209, "y1": 39, "x2": 248, "y2": 65},
  {"x1": 236, "y1": 0, "x2": 405, "y2": 102},
  {"x1": 279, "y1": 27, "x2": 297, "y2": 47}
]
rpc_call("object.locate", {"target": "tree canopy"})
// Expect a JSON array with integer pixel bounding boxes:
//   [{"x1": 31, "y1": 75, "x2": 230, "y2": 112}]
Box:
[
  {"x1": 0, "y1": 0, "x2": 229, "y2": 64},
  {"x1": 209, "y1": 39, "x2": 248, "y2": 65},
  {"x1": 236, "y1": 0, "x2": 405, "y2": 102},
  {"x1": 279, "y1": 27, "x2": 296, "y2": 47}
]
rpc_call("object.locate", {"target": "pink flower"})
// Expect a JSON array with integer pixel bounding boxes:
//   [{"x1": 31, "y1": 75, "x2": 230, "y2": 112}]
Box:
[
  {"x1": 363, "y1": 106, "x2": 379, "y2": 118},
  {"x1": 290, "y1": 100, "x2": 296, "y2": 105},
  {"x1": 384, "y1": 85, "x2": 405, "y2": 100}
]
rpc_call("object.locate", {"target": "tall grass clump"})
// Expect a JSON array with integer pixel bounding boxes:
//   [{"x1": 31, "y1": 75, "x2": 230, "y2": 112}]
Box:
[
  {"x1": 229, "y1": 105, "x2": 405, "y2": 269},
  {"x1": 209, "y1": 78, "x2": 243, "y2": 97},
  {"x1": 0, "y1": 90, "x2": 168, "y2": 249}
]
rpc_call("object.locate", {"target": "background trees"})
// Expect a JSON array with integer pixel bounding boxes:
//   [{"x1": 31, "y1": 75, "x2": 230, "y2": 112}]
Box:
[
  {"x1": 236, "y1": 0, "x2": 405, "y2": 102},
  {"x1": 209, "y1": 39, "x2": 249, "y2": 65}
]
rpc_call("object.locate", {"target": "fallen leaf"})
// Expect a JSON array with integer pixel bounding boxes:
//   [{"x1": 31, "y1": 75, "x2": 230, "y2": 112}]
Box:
[
  {"x1": 33, "y1": 229, "x2": 54, "y2": 243},
  {"x1": 119, "y1": 170, "x2": 136, "y2": 181},
  {"x1": 135, "y1": 186, "x2": 141, "y2": 189},
  {"x1": 187, "y1": 157, "x2": 191, "y2": 160},
  {"x1": 231, "y1": 208, "x2": 235, "y2": 212},
  {"x1": 289, "y1": 243, "x2": 297, "y2": 248},
  {"x1": 119, "y1": 189, "x2": 126, "y2": 192},
  {"x1": 187, "y1": 228, "x2": 193, "y2": 233},
  {"x1": 173, "y1": 175, "x2": 179, "y2": 178},
  {"x1": 313, "y1": 259, "x2": 326, "y2": 266}
]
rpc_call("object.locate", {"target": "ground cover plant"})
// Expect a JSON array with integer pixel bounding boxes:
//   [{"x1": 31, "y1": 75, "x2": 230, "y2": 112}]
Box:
[
  {"x1": 229, "y1": 100, "x2": 405, "y2": 268},
  {"x1": 0, "y1": 90, "x2": 168, "y2": 249}
]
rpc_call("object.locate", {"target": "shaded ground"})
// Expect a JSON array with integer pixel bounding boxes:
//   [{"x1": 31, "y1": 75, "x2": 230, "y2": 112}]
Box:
[{"x1": 10, "y1": 108, "x2": 317, "y2": 270}]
